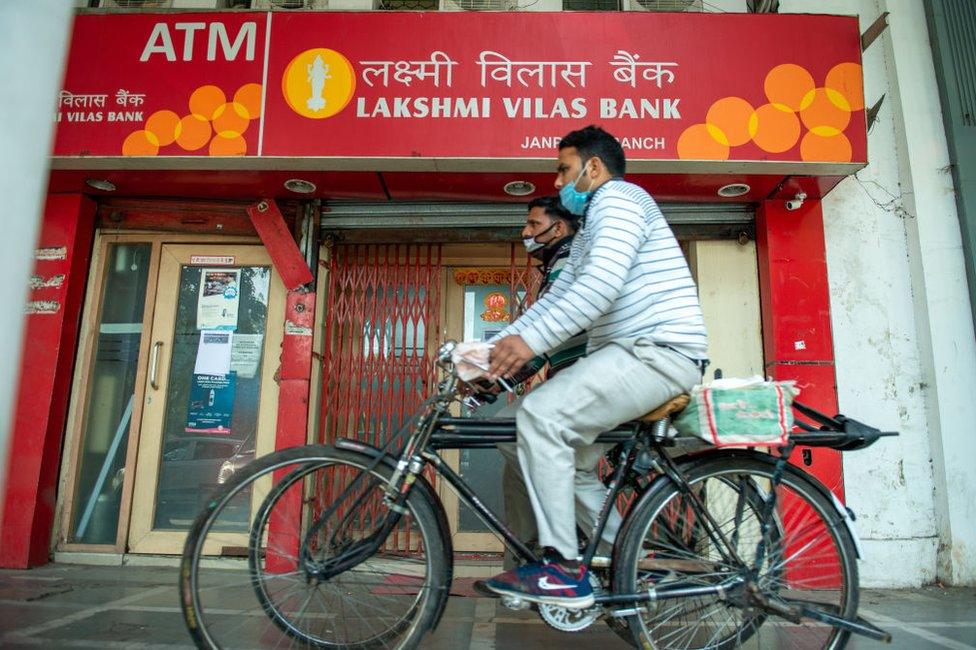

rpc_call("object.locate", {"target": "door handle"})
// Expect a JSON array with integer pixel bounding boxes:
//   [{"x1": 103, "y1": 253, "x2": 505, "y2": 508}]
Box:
[{"x1": 150, "y1": 341, "x2": 163, "y2": 390}]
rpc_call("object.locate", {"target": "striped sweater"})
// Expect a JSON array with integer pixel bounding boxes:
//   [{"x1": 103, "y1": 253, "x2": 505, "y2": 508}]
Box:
[
  {"x1": 497, "y1": 179, "x2": 708, "y2": 360},
  {"x1": 505, "y1": 236, "x2": 588, "y2": 386}
]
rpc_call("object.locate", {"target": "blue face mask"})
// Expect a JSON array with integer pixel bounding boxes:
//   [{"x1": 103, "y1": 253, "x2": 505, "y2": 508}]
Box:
[{"x1": 559, "y1": 160, "x2": 595, "y2": 216}]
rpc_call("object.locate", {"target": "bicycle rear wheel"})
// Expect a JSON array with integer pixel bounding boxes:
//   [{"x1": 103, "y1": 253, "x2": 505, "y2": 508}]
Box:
[
  {"x1": 180, "y1": 445, "x2": 451, "y2": 649},
  {"x1": 614, "y1": 452, "x2": 858, "y2": 650}
]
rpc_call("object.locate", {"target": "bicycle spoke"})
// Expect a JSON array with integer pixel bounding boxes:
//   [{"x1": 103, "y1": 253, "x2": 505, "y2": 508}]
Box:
[
  {"x1": 620, "y1": 457, "x2": 857, "y2": 650},
  {"x1": 182, "y1": 451, "x2": 446, "y2": 649}
]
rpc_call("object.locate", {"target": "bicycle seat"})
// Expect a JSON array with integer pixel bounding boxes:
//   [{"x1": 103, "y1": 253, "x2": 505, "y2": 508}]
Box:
[{"x1": 638, "y1": 394, "x2": 690, "y2": 422}]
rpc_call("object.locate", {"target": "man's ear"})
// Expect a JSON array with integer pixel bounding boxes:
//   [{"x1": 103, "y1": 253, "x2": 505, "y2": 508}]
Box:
[{"x1": 590, "y1": 157, "x2": 606, "y2": 178}]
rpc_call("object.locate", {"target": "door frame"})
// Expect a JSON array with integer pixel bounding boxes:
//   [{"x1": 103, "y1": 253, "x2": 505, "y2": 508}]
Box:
[
  {"x1": 436, "y1": 244, "x2": 527, "y2": 554},
  {"x1": 127, "y1": 243, "x2": 285, "y2": 555},
  {"x1": 55, "y1": 232, "x2": 262, "y2": 555}
]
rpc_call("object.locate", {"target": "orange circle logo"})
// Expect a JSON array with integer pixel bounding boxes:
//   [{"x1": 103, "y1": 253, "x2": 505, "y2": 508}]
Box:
[{"x1": 282, "y1": 48, "x2": 356, "y2": 119}]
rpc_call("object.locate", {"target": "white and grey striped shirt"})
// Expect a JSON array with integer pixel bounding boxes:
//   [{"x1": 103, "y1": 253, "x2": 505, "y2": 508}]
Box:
[{"x1": 498, "y1": 179, "x2": 708, "y2": 360}]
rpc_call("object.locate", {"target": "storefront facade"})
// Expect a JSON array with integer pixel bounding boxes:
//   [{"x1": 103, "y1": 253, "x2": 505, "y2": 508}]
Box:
[{"x1": 2, "y1": 1, "x2": 973, "y2": 587}]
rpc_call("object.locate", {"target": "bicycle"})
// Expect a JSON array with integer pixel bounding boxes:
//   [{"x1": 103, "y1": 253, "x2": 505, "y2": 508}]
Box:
[{"x1": 180, "y1": 339, "x2": 896, "y2": 649}]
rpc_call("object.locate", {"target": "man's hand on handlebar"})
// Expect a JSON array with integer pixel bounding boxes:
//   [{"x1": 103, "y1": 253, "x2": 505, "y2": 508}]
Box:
[
  {"x1": 458, "y1": 378, "x2": 502, "y2": 397},
  {"x1": 488, "y1": 335, "x2": 534, "y2": 381}
]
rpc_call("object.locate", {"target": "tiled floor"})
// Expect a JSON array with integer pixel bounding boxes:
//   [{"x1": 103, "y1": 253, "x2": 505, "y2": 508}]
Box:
[{"x1": 0, "y1": 563, "x2": 973, "y2": 648}]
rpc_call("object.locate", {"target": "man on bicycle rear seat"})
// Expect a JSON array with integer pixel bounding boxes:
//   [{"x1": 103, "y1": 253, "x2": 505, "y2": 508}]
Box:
[{"x1": 484, "y1": 125, "x2": 709, "y2": 609}]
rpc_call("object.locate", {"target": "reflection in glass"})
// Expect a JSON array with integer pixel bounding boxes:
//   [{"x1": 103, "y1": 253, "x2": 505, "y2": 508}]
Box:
[
  {"x1": 70, "y1": 244, "x2": 151, "y2": 544},
  {"x1": 152, "y1": 266, "x2": 269, "y2": 532},
  {"x1": 458, "y1": 284, "x2": 509, "y2": 533}
]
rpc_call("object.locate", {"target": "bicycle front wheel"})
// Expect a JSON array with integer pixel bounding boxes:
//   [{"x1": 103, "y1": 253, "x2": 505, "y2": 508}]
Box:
[
  {"x1": 614, "y1": 452, "x2": 858, "y2": 650},
  {"x1": 180, "y1": 445, "x2": 452, "y2": 650}
]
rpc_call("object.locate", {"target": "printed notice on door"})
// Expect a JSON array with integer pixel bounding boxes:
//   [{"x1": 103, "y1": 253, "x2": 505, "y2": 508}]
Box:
[
  {"x1": 186, "y1": 372, "x2": 237, "y2": 435},
  {"x1": 230, "y1": 333, "x2": 263, "y2": 379},
  {"x1": 194, "y1": 330, "x2": 234, "y2": 376},
  {"x1": 197, "y1": 268, "x2": 241, "y2": 331}
]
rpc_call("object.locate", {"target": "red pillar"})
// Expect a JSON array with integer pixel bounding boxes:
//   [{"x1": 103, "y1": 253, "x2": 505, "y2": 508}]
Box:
[
  {"x1": 246, "y1": 200, "x2": 315, "y2": 572},
  {"x1": 756, "y1": 199, "x2": 844, "y2": 500},
  {"x1": 1, "y1": 194, "x2": 96, "y2": 568}
]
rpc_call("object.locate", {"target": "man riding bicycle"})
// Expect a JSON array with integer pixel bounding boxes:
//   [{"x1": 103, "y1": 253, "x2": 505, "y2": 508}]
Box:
[
  {"x1": 484, "y1": 125, "x2": 709, "y2": 609},
  {"x1": 489, "y1": 196, "x2": 624, "y2": 570}
]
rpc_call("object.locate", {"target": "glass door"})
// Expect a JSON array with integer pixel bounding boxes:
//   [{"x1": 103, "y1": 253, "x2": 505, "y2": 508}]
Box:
[{"x1": 127, "y1": 245, "x2": 285, "y2": 555}]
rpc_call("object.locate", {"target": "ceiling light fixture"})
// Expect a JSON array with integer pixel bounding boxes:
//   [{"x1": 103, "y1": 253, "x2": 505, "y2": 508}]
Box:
[
  {"x1": 85, "y1": 178, "x2": 116, "y2": 192},
  {"x1": 717, "y1": 183, "x2": 751, "y2": 198},
  {"x1": 284, "y1": 178, "x2": 317, "y2": 194},
  {"x1": 718, "y1": 183, "x2": 752, "y2": 199},
  {"x1": 503, "y1": 180, "x2": 536, "y2": 196}
]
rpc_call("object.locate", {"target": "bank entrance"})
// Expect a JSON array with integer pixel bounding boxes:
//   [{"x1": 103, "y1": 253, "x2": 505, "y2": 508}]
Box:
[{"x1": 52, "y1": 202, "x2": 761, "y2": 559}]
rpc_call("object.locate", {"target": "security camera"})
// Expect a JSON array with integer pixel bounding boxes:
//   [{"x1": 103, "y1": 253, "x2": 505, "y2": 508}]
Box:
[{"x1": 785, "y1": 192, "x2": 807, "y2": 211}]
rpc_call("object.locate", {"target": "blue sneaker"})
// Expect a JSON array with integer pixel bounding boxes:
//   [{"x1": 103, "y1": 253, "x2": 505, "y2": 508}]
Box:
[{"x1": 484, "y1": 557, "x2": 595, "y2": 609}]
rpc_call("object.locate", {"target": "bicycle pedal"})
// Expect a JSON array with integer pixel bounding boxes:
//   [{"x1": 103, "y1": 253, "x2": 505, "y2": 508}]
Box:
[{"x1": 501, "y1": 595, "x2": 532, "y2": 611}]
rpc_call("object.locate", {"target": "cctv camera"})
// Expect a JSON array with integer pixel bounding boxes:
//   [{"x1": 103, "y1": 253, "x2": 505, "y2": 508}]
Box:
[{"x1": 785, "y1": 192, "x2": 807, "y2": 211}]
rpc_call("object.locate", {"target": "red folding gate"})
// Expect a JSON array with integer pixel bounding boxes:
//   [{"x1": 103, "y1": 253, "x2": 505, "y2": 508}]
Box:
[{"x1": 319, "y1": 244, "x2": 444, "y2": 448}]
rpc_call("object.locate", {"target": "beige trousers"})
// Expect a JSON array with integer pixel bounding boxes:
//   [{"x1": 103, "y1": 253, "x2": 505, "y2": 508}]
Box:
[{"x1": 507, "y1": 339, "x2": 701, "y2": 560}]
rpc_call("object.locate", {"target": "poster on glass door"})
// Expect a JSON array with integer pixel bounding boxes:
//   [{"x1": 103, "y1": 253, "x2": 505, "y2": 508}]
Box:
[
  {"x1": 197, "y1": 268, "x2": 241, "y2": 331},
  {"x1": 185, "y1": 372, "x2": 237, "y2": 435}
]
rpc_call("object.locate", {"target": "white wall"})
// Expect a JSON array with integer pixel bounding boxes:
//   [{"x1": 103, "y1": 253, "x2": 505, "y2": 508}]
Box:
[
  {"x1": 780, "y1": 0, "x2": 976, "y2": 587},
  {"x1": 0, "y1": 2, "x2": 74, "y2": 520}
]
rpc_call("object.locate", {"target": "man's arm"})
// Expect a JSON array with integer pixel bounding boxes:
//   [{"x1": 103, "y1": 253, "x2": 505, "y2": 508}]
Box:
[
  {"x1": 489, "y1": 195, "x2": 647, "y2": 377},
  {"x1": 514, "y1": 198, "x2": 646, "y2": 354}
]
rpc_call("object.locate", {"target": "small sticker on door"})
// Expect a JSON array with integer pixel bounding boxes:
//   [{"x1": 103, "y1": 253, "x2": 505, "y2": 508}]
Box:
[
  {"x1": 285, "y1": 320, "x2": 313, "y2": 336},
  {"x1": 191, "y1": 255, "x2": 235, "y2": 266}
]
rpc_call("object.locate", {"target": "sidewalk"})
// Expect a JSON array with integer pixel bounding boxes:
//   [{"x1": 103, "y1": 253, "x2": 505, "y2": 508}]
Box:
[{"x1": 0, "y1": 563, "x2": 973, "y2": 648}]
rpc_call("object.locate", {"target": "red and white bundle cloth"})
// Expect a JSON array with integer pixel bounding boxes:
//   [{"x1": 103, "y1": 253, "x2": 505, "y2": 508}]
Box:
[{"x1": 673, "y1": 376, "x2": 800, "y2": 447}]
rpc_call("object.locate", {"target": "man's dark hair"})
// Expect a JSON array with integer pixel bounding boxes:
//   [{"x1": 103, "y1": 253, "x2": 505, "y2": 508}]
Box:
[
  {"x1": 558, "y1": 125, "x2": 626, "y2": 177},
  {"x1": 528, "y1": 196, "x2": 578, "y2": 231}
]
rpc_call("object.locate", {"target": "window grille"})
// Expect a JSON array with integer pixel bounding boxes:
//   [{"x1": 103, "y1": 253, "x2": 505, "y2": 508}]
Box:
[
  {"x1": 94, "y1": 0, "x2": 173, "y2": 8},
  {"x1": 628, "y1": 0, "x2": 701, "y2": 11},
  {"x1": 563, "y1": 0, "x2": 620, "y2": 10},
  {"x1": 446, "y1": 0, "x2": 514, "y2": 9},
  {"x1": 376, "y1": 0, "x2": 439, "y2": 10}
]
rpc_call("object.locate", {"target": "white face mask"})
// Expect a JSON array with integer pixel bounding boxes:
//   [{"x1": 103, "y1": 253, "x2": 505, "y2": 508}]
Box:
[{"x1": 522, "y1": 221, "x2": 558, "y2": 253}]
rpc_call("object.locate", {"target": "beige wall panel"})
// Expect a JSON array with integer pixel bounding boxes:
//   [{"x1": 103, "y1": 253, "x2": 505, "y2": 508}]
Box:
[{"x1": 692, "y1": 240, "x2": 763, "y2": 379}]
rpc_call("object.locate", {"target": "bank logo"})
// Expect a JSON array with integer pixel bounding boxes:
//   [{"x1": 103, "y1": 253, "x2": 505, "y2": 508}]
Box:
[{"x1": 282, "y1": 48, "x2": 356, "y2": 119}]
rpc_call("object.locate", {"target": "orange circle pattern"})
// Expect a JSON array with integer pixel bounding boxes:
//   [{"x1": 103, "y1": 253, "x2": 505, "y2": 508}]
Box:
[
  {"x1": 209, "y1": 133, "x2": 248, "y2": 156},
  {"x1": 800, "y1": 88, "x2": 852, "y2": 136},
  {"x1": 764, "y1": 64, "x2": 816, "y2": 112},
  {"x1": 677, "y1": 61, "x2": 862, "y2": 163},
  {"x1": 234, "y1": 82, "x2": 263, "y2": 119},
  {"x1": 752, "y1": 103, "x2": 802, "y2": 154},
  {"x1": 189, "y1": 85, "x2": 226, "y2": 121},
  {"x1": 212, "y1": 102, "x2": 250, "y2": 137},
  {"x1": 176, "y1": 115, "x2": 212, "y2": 151},
  {"x1": 145, "y1": 110, "x2": 180, "y2": 147},
  {"x1": 800, "y1": 131, "x2": 853, "y2": 163},
  {"x1": 825, "y1": 62, "x2": 864, "y2": 112},
  {"x1": 122, "y1": 83, "x2": 262, "y2": 157},
  {"x1": 122, "y1": 130, "x2": 159, "y2": 157},
  {"x1": 706, "y1": 97, "x2": 755, "y2": 147},
  {"x1": 677, "y1": 123, "x2": 730, "y2": 160}
]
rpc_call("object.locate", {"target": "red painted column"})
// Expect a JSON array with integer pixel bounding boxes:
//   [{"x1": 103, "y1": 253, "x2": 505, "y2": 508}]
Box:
[
  {"x1": 245, "y1": 199, "x2": 315, "y2": 453},
  {"x1": 246, "y1": 200, "x2": 315, "y2": 571},
  {"x1": 1, "y1": 194, "x2": 96, "y2": 568},
  {"x1": 756, "y1": 199, "x2": 844, "y2": 500}
]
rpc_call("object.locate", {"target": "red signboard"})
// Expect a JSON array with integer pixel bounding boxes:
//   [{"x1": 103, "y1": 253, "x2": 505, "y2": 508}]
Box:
[{"x1": 54, "y1": 11, "x2": 866, "y2": 170}]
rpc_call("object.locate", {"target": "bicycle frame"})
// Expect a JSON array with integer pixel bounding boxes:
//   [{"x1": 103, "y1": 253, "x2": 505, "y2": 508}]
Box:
[
  {"x1": 332, "y1": 374, "x2": 766, "y2": 610},
  {"x1": 322, "y1": 349, "x2": 895, "y2": 641}
]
